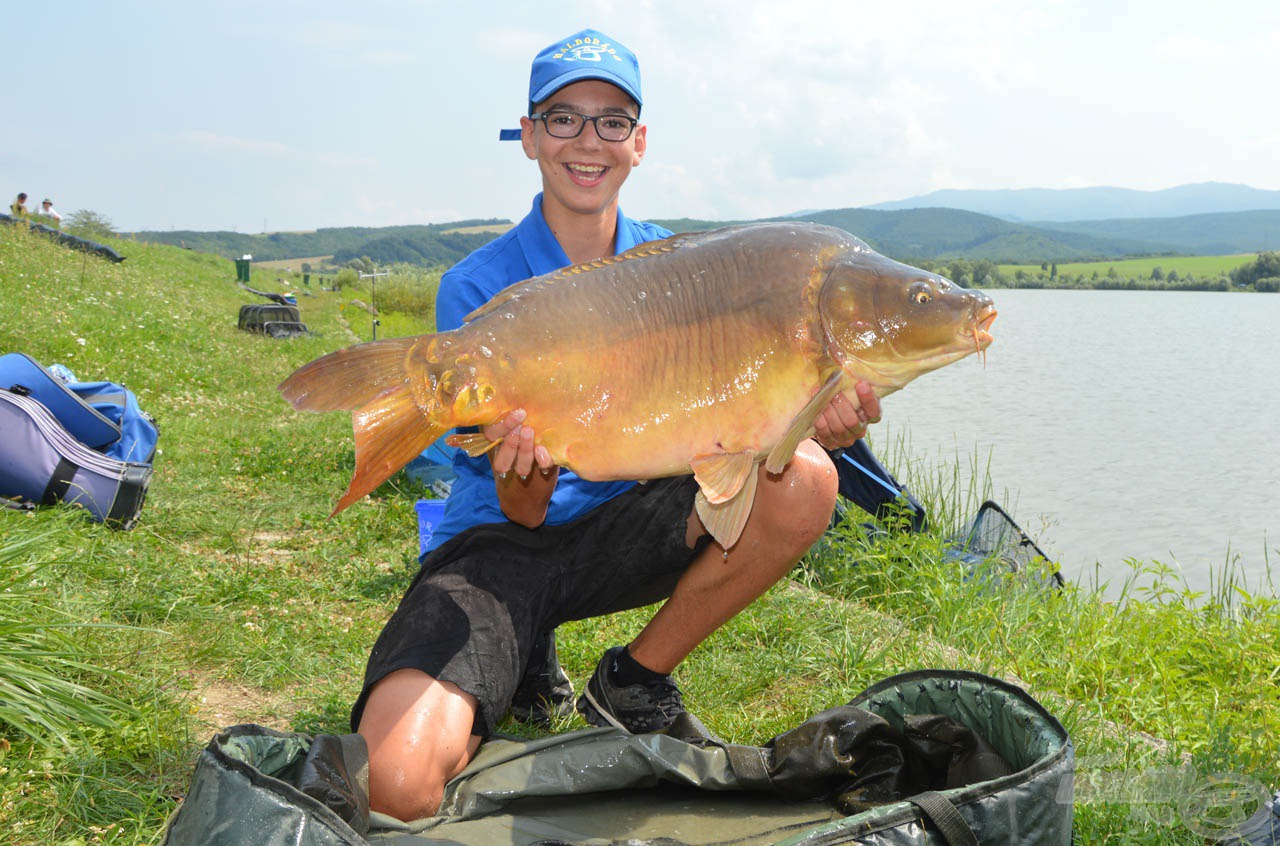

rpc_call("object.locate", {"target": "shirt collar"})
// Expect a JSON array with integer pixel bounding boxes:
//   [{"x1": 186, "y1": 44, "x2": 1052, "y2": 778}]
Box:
[{"x1": 516, "y1": 193, "x2": 637, "y2": 275}]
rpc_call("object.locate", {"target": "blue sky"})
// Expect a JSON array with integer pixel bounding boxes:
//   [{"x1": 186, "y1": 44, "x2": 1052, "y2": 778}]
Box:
[{"x1": 7, "y1": 0, "x2": 1279, "y2": 233}]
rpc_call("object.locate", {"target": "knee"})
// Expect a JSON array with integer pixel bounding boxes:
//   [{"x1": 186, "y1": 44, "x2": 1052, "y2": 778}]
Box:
[
  {"x1": 366, "y1": 749, "x2": 448, "y2": 822},
  {"x1": 358, "y1": 670, "x2": 478, "y2": 821},
  {"x1": 759, "y1": 441, "x2": 838, "y2": 552}
]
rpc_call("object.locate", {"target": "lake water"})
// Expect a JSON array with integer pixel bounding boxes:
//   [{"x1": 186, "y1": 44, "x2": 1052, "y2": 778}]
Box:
[{"x1": 872, "y1": 288, "x2": 1280, "y2": 598}]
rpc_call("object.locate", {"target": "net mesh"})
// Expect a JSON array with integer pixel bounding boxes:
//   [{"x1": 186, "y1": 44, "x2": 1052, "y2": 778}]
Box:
[{"x1": 949, "y1": 500, "x2": 1065, "y2": 588}]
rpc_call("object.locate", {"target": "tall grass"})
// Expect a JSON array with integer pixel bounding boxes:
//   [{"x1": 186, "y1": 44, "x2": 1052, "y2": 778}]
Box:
[
  {"x1": 0, "y1": 528, "x2": 140, "y2": 748},
  {"x1": 338, "y1": 265, "x2": 441, "y2": 341}
]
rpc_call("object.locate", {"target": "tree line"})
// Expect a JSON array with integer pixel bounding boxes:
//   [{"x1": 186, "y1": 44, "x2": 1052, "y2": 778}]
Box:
[{"x1": 912, "y1": 252, "x2": 1280, "y2": 293}]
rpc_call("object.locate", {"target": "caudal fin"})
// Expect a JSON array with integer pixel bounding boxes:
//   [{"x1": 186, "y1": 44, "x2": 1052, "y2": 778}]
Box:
[
  {"x1": 279, "y1": 337, "x2": 421, "y2": 412},
  {"x1": 279, "y1": 337, "x2": 445, "y2": 514}
]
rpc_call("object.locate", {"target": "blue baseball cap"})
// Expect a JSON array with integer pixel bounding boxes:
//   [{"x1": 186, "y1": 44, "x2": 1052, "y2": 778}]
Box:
[{"x1": 499, "y1": 29, "x2": 642, "y2": 141}]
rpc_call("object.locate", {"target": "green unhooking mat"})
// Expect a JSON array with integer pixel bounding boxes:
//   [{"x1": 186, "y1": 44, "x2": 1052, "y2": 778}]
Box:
[{"x1": 161, "y1": 670, "x2": 1074, "y2": 845}]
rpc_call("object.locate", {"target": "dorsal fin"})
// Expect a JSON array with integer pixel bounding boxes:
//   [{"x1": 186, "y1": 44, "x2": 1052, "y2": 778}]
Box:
[{"x1": 462, "y1": 235, "x2": 697, "y2": 324}]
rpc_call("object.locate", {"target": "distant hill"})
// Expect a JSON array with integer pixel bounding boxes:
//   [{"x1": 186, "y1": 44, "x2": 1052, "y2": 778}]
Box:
[
  {"x1": 1029, "y1": 210, "x2": 1280, "y2": 256},
  {"x1": 127, "y1": 219, "x2": 509, "y2": 266},
  {"x1": 791, "y1": 208, "x2": 1165, "y2": 261},
  {"x1": 865, "y1": 182, "x2": 1280, "y2": 222},
  {"x1": 128, "y1": 203, "x2": 1280, "y2": 271},
  {"x1": 653, "y1": 207, "x2": 1165, "y2": 263}
]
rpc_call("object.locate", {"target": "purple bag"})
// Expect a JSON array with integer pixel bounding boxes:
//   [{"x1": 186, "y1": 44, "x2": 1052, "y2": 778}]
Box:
[{"x1": 0, "y1": 388, "x2": 150, "y2": 529}]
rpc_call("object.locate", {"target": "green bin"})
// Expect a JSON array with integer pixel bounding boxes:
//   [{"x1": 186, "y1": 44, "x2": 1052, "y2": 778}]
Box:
[{"x1": 234, "y1": 258, "x2": 251, "y2": 283}]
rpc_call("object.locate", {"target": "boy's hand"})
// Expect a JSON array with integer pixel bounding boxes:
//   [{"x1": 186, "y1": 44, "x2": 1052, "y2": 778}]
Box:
[
  {"x1": 813, "y1": 381, "x2": 882, "y2": 451},
  {"x1": 484, "y1": 409, "x2": 556, "y2": 480},
  {"x1": 484, "y1": 409, "x2": 558, "y2": 528}
]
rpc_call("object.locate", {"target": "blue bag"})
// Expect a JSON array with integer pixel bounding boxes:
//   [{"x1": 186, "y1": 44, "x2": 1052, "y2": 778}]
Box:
[
  {"x1": 0, "y1": 353, "x2": 120, "y2": 449},
  {"x1": 0, "y1": 353, "x2": 159, "y2": 463},
  {"x1": 66, "y1": 380, "x2": 159, "y2": 463}
]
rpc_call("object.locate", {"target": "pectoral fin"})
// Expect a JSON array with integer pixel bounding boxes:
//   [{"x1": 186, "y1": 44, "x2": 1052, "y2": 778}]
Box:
[
  {"x1": 694, "y1": 461, "x2": 760, "y2": 551},
  {"x1": 765, "y1": 371, "x2": 848, "y2": 474},
  {"x1": 446, "y1": 432, "x2": 503, "y2": 457},
  {"x1": 690, "y1": 451, "x2": 758, "y2": 505}
]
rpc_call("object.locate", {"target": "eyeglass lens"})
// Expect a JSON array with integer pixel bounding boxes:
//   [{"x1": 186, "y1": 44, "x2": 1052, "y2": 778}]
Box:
[{"x1": 541, "y1": 111, "x2": 635, "y2": 141}]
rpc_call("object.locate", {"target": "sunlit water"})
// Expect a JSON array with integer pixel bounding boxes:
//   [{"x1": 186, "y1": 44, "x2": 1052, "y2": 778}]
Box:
[{"x1": 872, "y1": 288, "x2": 1280, "y2": 598}]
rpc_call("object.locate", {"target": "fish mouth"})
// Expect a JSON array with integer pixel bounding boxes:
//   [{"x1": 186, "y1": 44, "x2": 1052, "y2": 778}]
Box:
[
  {"x1": 968, "y1": 303, "x2": 997, "y2": 367},
  {"x1": 973, "y1": 304, "x2": 997, "y2": 350},
  {"x1": 829, "y1": 302, "x2": 999, "y2": 395}
]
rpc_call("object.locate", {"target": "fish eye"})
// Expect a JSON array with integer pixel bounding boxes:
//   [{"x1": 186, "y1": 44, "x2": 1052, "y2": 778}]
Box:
[{"x1": 910, "y1": 282, "x2": 933, "y2": 305}]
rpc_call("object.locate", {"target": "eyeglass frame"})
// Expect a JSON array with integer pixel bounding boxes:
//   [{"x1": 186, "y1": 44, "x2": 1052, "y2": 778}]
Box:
[{"x1": 528, "y1": 109, "x2": 640, "y2": 142}]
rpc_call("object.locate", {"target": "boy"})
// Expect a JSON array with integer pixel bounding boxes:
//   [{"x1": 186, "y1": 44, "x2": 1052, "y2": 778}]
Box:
[{"x1": 352, "y1": 28, "x2": 883, "y2": 821}]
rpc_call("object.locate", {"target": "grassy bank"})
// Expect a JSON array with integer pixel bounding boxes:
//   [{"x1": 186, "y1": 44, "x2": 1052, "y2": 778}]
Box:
[
  {"x1": 999, "y1": 253, "x2": 1256, "y2": 279},
  {"x1": 1, "y1": 226, "x2": 1276, "y2": 843}
]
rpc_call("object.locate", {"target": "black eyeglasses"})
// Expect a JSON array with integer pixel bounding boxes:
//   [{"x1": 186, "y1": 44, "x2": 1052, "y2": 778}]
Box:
[{"x1": 529, "y1": 110, "x2": 638, "y2": 142}]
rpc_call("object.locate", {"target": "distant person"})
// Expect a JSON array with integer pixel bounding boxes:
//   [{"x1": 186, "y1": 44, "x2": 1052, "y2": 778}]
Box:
[
  {"x1": 9, "y1": 192, "x2": 29, "y2": 219},
  {"x1": 37, "y1": 199, "x2": 62, "y2": 228}
]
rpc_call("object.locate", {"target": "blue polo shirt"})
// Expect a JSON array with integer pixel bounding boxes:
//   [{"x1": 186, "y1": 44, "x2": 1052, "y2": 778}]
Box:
[{"x1": 424, "y1": 194, "x2": 672, "y2": 552}]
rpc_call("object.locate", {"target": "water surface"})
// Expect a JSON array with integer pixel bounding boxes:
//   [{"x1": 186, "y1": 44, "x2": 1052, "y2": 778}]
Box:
[{"x1": 874, "y1": 288, "x2": 1279, "y2": 597}]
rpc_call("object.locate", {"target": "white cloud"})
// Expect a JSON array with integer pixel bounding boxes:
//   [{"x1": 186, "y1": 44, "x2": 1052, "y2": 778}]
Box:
[
  {"x1": 26, "y1": 0, "x2": 1280, "y2": 230},
  {"x1": 175, "y1": 130, "x2": 376, "y2": 169}
]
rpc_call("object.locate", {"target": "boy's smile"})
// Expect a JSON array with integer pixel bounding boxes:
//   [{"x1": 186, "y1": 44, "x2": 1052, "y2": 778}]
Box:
[{"x1": 565, "y1": 162, "x2": 608, "y2": 186}]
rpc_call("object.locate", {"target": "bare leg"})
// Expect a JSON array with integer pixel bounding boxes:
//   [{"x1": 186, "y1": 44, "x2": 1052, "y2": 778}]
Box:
[
  {"x1": 357, "y1": 669, "x2": 483, "y2": 821},
  {"x1": 628, "y1": 440, "x2": 838, "y2": 674}
]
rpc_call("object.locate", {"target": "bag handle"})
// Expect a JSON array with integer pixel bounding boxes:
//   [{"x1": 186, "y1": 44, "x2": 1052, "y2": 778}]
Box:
[
  {"x1": 908, "y1": 790, "x2": 980, "y2": 846},
  {"x1": 42, "y1": 458, "x2": 78, "y2": 505}
]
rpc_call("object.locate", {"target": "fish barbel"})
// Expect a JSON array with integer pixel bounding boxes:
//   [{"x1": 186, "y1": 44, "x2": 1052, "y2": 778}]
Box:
[{"x1": 279, "y1": 222, "x2": 996, "y2": 549}]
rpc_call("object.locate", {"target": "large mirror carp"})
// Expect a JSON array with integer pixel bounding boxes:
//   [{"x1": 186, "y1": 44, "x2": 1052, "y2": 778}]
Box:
[{"x1": 280, "y1": 222, "x2": 996, "y2": 549}]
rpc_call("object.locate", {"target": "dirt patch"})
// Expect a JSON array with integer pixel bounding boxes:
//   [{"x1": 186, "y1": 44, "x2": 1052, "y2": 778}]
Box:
[
  {"x1": 182, "y1": 669, "x2": 297, "y2": 734},
  {"x1": 441, "y1": 223, "x2": 513, "y2": 235},
  {"x1": 252, "y1": 255, "x2": 333, "y2": 272}
]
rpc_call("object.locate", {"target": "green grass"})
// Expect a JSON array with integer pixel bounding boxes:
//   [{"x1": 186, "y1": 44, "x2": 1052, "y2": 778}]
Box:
[
  {"x1": 0, "y1": 224, "x2": 1276, "y2": 843},
  {"x1": 1000, "y1": 253, "x2": 1255, "y2": 279}
]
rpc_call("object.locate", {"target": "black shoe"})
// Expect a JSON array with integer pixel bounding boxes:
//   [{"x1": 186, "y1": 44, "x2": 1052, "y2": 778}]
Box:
[
  {"x1": 508, "y1": 630, "x2": 575, "y2": 727},
  {"x1": 576, "y1": 645, "x2": 686, "y2": 733}
]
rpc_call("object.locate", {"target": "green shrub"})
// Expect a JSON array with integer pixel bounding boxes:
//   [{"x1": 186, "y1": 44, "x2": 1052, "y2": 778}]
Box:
[{"x1": 63, "y1": 209, "x2": 116, "y2": 241}]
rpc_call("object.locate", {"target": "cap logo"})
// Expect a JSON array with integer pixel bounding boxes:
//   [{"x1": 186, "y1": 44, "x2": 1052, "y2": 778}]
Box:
[{"x1": 552, "y1": 37, "x2": 621, "y2": 64}]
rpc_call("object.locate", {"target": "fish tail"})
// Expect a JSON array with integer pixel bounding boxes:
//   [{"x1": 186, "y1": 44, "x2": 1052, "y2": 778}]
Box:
[
  {"x1": 279, "y1": 337, "x2": 423, "y2": 412},
  {"x1": 279, "y1": 337, "x2": 449, "y2": 515}
]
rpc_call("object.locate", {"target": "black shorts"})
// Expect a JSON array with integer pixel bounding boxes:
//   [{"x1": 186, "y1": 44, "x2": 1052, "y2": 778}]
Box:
[{"x1": 350, "y1": 475, "x2": 708, "y2": 737}]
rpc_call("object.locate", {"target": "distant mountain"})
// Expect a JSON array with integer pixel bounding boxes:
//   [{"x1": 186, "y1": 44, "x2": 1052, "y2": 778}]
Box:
[
  {"x1": 865, "y1": 182, "x2": 1280, "y2": 222},
  {"x1": 652, "y1": 207, "x2": 1166, "y2": 263},
  {"x1": 1031, "y1": 210, "x2": 1280, "y2": 256},
  {"x1": 128, "y1": 219, "x2": 509, "y2": 265},
  {"x1": 793, "y1": 208, "x2": 1165, "y2": 261},
  {"x1": 131, "y1": 205, "x2": 1279, "y2": 272},
  {"x1": 656, "y1": 204, "x2": 1280, "y2": 259}
]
